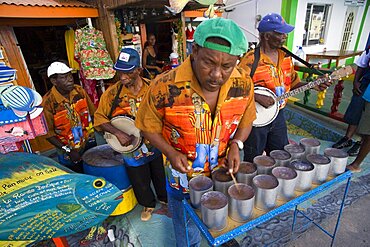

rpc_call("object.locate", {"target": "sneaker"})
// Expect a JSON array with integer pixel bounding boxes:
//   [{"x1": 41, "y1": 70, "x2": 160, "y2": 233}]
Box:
[
  {"x1": 141, "y1": 207, "x2": 154, "y2": 221},
  {"x1": 159, "y1": 200, "x2": 168, "y2": 206},
  {"x1": 332, "y1": 136, "x2": 352, "y2": 149},
  {"x1": 348, "y1": 141, "x2": 362, "y2": 156}
]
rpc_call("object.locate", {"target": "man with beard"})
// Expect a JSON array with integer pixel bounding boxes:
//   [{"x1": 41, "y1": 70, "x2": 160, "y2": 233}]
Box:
[
  {"x1": 239, "y1": 13, "x2": 331, "y2": 162},
  {"x1": 43, "y1": 61, "x2": 96, "y2": 173},
  {"x1": 135, "y1": 18, "x2": 256, "y2": 246},
  {"x1": 94, "y1": 48, "x2": 167, "y2": 222}
]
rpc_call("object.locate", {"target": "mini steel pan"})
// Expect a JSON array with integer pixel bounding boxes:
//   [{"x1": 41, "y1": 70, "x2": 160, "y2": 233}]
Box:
[{"x1": 104, "y1": 115, "x2": 143, "y2": 154}]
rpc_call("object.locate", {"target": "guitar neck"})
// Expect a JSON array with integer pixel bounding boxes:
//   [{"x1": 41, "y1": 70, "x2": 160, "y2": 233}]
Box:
[{"x1": 276, "y1": 77, "x2": 329, "y2": 101}]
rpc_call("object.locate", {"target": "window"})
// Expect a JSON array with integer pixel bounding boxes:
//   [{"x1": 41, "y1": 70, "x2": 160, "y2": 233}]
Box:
[{"x1": 303, "y1": 4, "x2": 331, "y2": 46}]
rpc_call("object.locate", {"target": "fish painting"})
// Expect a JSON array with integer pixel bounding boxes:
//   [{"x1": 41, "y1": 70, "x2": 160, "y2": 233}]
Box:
[
  {"x1": 0, "y1": 85, "x2": 43, "y2": 119},
  {"x1": 168, "y1": 0, "x2": 218, "y2": 17},
  {"x1": 0, "y1": 152, "x2": 122, "y2": 244}
]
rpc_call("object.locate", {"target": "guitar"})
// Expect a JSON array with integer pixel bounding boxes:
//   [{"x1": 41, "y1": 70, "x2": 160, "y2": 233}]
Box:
[{"x1": 253, "y1": 65, "x2": 354, "y2": 127}]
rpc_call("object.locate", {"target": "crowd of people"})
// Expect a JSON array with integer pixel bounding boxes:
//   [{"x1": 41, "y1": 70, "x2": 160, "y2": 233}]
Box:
[{"x1": 41, "y1": 13, "x2": 369, "y2": 247}]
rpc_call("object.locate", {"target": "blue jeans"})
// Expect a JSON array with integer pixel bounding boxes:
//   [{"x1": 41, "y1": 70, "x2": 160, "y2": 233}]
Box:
[
  {"x1": 168, "y1": 190, "x2": 201, "y2": 247},
  {"x1": 243, "y1": 109, "x2": 289, "y2": 162}
]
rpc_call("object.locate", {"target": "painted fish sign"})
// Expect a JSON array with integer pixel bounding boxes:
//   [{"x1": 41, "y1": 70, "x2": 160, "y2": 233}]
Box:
[{"x1": 0, "y1": 152, "x2": 122, "y2": 244}]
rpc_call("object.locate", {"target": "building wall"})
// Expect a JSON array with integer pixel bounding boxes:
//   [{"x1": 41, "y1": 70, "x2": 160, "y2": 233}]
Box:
[
  {"x1": 293, "y1": 0, "x2": 368, "y2": 64},
  {"x1": 357, "y1": 6, "x2": 370, "y2": 51},
  {"x1": 225, "y1": 0, "x2": 369, "y2": 64},
  {"x1": 223, "y1": 0, "x2": 282, "y2": 43}
]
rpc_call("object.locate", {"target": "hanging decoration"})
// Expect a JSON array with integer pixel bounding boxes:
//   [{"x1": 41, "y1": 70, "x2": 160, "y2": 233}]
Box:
[
  {"x1": 173, "y1": 19, "x2": 185, "y2": 62},
  {"x1": 74, "y1": 27, "x2": 115, "y2": 80}
]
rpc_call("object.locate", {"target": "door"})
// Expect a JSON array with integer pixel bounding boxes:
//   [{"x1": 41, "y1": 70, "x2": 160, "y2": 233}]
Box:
[{"x1": 340, "y1": 7, "x2": 357, "y2": 51}]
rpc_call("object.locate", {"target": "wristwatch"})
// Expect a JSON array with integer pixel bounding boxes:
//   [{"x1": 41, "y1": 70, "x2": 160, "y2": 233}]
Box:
[
  {"x1": 61, "y1": 145, "x2": 71, "y2": 153},
  {"x1": 230, "y1": 139, "x2": 244, "y2": 150}
]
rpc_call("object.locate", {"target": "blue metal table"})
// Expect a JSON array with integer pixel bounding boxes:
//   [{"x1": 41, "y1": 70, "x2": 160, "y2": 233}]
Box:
[{"x1": 183, "y1": 170, "x2": 352, "y2": 247}]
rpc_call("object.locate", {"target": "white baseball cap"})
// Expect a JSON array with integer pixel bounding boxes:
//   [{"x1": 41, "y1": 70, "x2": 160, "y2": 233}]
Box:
[{"x1": 47, "y1": 62, "x2": 73, "y2": 78}]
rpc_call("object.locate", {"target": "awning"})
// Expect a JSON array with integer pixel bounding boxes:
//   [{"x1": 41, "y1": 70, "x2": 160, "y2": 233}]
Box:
[{"x1": 0, "y1": 0, "x2": 98, "y2": 18}]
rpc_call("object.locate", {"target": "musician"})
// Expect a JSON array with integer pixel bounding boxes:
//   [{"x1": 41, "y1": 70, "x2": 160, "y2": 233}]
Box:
[
  {"x1": 42, "y1": 61, "x2": 96, "y2": 173},
  {"x1": 94, "y1": 48, "x2": 167, "y2": 222},
  {"x1": 239, "y1": 13, "x2": 331, "y2": 162},
  {"x1": 135, "y1": 18, "x2": 256, "y2": 246}
]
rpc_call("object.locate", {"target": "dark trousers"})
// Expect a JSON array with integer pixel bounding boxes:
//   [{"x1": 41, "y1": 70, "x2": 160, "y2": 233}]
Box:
[
  {"x1": 125, "y1": 155, "x2": 167, "y2": 208},
  {"x1": 243, "y1": 110, "x2": 289, "y2": 162}
]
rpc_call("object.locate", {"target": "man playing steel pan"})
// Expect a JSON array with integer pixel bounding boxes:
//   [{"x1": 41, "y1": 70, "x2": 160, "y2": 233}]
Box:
[
  {"x1": 94, "y1": 48, "x2": 167, "y2": 221},
  {"x1": 135, "y1": 18, "x2": 256, "y2": 247}
]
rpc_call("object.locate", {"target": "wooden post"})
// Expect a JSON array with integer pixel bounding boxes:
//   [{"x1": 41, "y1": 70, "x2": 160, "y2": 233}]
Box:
[
  {"x1": 181, "y1": 12, "x2": 187, "y2": 62},
  {"x1": 95, "y1": 0, "x2": 119, "y2": 62},
  {"x1": 0, "y1": 26, "x2": 32, "y2": 88},
  {"x1": 140, "y1": 23, "x2": 147, "y2": 51}
]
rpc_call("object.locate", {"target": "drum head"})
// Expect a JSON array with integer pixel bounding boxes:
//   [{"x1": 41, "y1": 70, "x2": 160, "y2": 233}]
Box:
[
  {"x1": 253, "y1": 87, "x2": 279, "y2": 127},
  {"x1": 104, "y1": 115, "x2": 143, "y2": 154}
]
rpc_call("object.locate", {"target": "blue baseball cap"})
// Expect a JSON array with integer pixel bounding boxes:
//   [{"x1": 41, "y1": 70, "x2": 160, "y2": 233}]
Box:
[
  {"x1": 114, "y1": 48, "x2": 140, "y2": 72},
  {"x1": 257, "y1": 13, "x2": 294, "y2": 34}
]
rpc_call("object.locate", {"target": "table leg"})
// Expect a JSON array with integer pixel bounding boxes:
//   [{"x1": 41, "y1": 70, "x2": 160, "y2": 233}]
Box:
[
  {"x1": 183, "y1": 203, "x2": 190, "y2": 247},
  {"x1": 291, "y1": 205, "x2": 299, "y2": 234},
  {"x1": 330, "y1": 176, "x2": 351, "y2": 247}
]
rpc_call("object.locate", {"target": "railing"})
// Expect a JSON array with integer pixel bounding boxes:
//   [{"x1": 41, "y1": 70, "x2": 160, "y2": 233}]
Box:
[{"x1": 292, "y1": 65, "x2": 352, "y2": 122}]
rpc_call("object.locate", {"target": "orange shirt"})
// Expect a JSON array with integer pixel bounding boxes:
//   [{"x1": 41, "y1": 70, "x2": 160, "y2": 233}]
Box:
[
  {"x1": 42, "y1": 85, "x2": 96, "y2": 149},
  {"x1": 135, "y1": 57, "x2": 256, "y2": 183},
  {"x1": 94, "y1": 78, "x2": 150, "y2": 128},
  {"x1": 239, "y1": 48, "x2": 300, "y2": 107}
]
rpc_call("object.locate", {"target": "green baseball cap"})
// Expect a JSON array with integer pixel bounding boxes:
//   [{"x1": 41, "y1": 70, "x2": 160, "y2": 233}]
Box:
[{"x1": 193, "y1": 18, "x2": 248, "y2": 56}]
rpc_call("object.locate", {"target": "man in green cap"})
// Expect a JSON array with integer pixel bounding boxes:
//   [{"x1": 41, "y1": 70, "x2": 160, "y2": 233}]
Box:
[{"x1": 135, "y1": 18, "x2": 255, "y2": 246}]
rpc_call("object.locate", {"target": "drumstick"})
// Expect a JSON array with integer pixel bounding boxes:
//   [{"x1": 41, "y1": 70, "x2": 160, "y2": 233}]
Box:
[{"x1": 230, "y1": 172, "x2": 241, "y2": 193}]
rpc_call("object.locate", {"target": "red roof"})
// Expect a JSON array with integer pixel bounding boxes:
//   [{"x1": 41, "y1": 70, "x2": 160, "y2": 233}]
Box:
[{"x1": 0, "y1": 0, "x2": 94, "y2": 8}]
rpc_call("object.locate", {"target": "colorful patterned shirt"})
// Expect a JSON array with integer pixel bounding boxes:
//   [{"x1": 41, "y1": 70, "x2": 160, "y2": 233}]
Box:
[
  {"x1": 239, "y1": 48, "x2": 300, "y2": 108},
  {"x1": 42, "y1": 85, "x2": 95, "y2": 150},
  {"x1": 135, "y1": 57, "x2": 256, "y2": 191},
  {"x1": 94, "y1": 79, "x2": 150, "y2": 127}
]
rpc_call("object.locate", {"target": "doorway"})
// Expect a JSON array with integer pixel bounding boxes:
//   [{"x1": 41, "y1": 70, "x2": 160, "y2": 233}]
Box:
[{"x1": 340, "y1": 7, "x2": 357, "y2": 51}]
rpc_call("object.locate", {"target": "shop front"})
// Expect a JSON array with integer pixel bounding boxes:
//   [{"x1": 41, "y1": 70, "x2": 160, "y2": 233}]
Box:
[{"x1": 0, "y1": 0, "x2": 99, "y2": 152}]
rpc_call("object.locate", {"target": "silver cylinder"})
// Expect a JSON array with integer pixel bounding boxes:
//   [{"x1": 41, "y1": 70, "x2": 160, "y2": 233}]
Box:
[
  {"x1": 228, "y1": 183, "x2": 255, "y2": 222},
  {"x1": 300, "y1": 138, "x2": 321, "y2": 159},
  {"x1": 253, "y1": 155, "x2": 276, "y2": 175},
  {"x1": 270, "y1": 150, "x2": 292, "y2": 167},
  {"x1": 272, "y1": 166, "x2": 298, "y2": 200},
  {"x1": 307, "y1": 154, "x2": 331, "y2": 184},
  {"x1": 201, "y1": 191, "x2": 228, "y2": 231},
  {"x1": 212, "y1": 168, "x2": 234, "y2": 196},
  {"x1": 284, "y1": 144, "x2": 305, "y2": 161},
  {"x1": 189, "y1": 176, "x2": 213, "y2": 209},
  {"x1": 324, "y1": 148, "x2": 349, "y2": 176},
  {"x1": 290, "y1": 160, "x2": 315, "y2": 192},
  {"x1": 236, "y1": 162, "x2": 257, "y2": 185},
  {"x1": 252, "y1": 174, "x2": 279, "y2": 211}
]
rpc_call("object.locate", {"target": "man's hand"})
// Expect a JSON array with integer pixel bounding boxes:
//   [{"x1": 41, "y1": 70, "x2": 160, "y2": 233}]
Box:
[
  {"x1": 116, "y1": 131, "x2": 136, "y2": 147},
  {"x1": 353, "y1": 81, "x2": 362, "y2": 96},
  {"x1": 69, "y1": 150, "x2": 81, "y2": 163},
  {"x1": 166, "y1": 149, "x2": 190, "y2": 173},
  {"x1": 255, "y1": 94, "x2": 275, "y2": 108},
  {"x1": 314, "y1": 74, "x2": 332, "y2": 91},
  {"x1": 222, "y1": 143, "x2": 240, "y2": 174}
]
